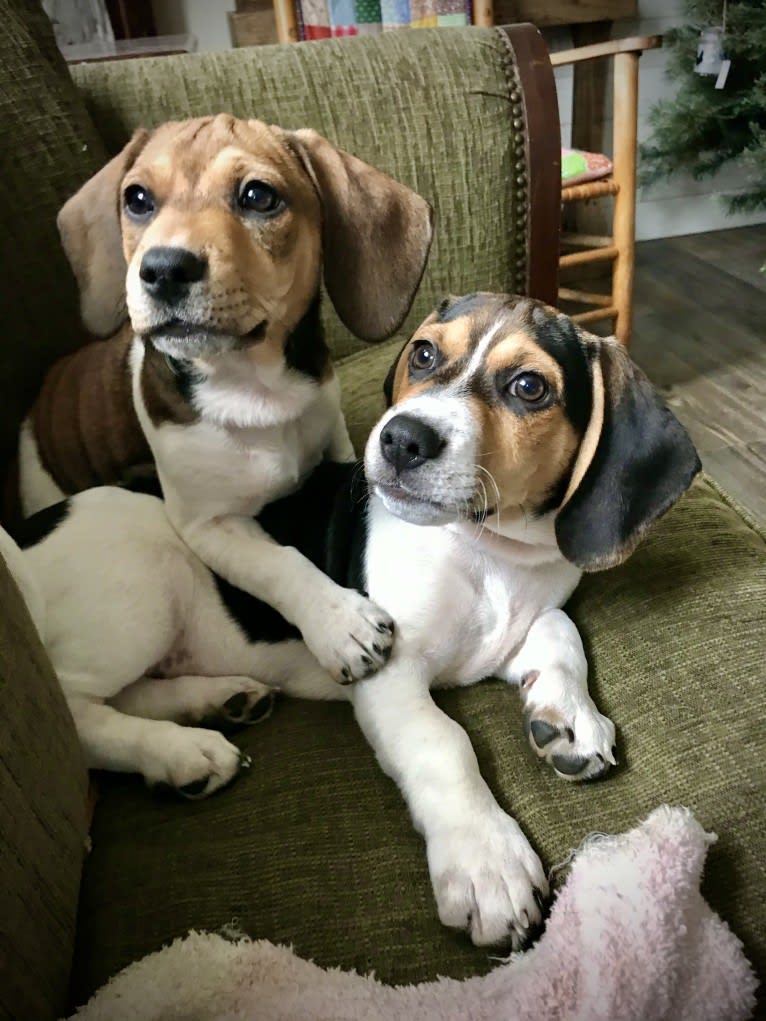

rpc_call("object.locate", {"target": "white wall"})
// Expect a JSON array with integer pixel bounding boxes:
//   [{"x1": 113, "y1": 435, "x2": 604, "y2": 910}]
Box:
[
  {"x1": 551, "y1": 0, "x2": 766, "y2": 240},
  {"x1": 152, "y1": 0, "x2": 235, "y2": 52}
]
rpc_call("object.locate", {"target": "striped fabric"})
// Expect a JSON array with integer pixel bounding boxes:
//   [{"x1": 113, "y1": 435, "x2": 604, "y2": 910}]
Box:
[{"x1": 297, "y1": 0, "x2": 471, "y2": 40}]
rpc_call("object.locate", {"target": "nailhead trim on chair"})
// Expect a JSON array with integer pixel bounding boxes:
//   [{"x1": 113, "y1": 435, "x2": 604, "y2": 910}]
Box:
[{"x1": 496, "y1": 28, "x2": 528, "y2": 295}]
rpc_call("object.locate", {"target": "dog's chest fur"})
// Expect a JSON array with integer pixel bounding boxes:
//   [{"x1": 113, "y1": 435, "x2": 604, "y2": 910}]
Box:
[
  {"x1": 364, "y1": 498, "x2": 582, "y2": 685},
  {"x1": 131, "y1": 340, "x2": 343, "y2": 519}
]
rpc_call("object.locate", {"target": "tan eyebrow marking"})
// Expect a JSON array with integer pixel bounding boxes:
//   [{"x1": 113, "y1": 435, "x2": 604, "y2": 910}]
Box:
[{"x1": 484, "y1": 332, "x2": 565, "y2": 391}]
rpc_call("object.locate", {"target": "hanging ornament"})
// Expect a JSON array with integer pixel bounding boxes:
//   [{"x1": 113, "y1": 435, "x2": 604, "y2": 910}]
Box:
[
  {"x1": 694, "y1": 0, "x2": 731, "y2": 87},
  {"x1": 695, "y1": 26, "x2": 725, "y2": 74}
]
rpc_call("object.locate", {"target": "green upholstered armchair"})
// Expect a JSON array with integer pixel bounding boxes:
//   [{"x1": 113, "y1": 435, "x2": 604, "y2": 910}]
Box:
[{"x1": 0, "y1": 5, "x2": 763, "y2": 1019}]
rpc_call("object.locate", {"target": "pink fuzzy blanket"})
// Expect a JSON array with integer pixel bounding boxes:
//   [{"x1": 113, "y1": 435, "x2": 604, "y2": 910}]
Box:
[{"x1": 66, "y1": 806, "x2": 757, "y2": 1021}]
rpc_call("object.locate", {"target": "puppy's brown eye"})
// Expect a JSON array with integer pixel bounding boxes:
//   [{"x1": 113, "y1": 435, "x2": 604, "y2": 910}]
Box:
[
  {"x1": 510, "y1": 372, "x2": 548, "y2": 402},
  {"x1": 239, "y1": 180, "x2": 284, "y2": 216},
  {"x1": 409, "y1": 340, "x2": 438, "y2": 374},
  {"x1": 124, "y1": 184, "x2": 155, "y2": 220}
]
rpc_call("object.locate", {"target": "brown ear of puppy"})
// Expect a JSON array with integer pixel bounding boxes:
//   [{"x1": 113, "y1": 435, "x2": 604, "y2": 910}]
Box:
[
  {"x1": 555, "y1": 336, "x2": 701, "y2": 572},
  {"x1": 287, "y1": 129, "x2": 434, "y2": 343},
  {"x1": 57, "y1": 129, "x2": 150, "y2": 338}
]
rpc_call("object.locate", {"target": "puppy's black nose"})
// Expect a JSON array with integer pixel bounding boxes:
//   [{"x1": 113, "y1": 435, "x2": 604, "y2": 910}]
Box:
[
  {"x1": 139, "y1": 246, "x2": 207, "y2": 304},
  {"x1": 380, "y1": 413, "x2": 444, "y2": 473}
]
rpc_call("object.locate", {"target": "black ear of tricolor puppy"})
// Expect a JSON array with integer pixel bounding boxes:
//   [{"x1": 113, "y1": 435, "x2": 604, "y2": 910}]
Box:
[{"x1": 555, "y1": 334, "x2": 701, "y2": 572}]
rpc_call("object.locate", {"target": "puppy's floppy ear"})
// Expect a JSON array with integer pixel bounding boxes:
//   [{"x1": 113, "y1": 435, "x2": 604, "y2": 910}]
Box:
[
  {"x1": 555, "y1": 336, "x2": 701, "y2": 571},
  {"x1": 57, "y1": 129, "x2": 150, "y2": 337},
  {"x1": 287, "y1": 129, "x2": 433, "y2": 343}
]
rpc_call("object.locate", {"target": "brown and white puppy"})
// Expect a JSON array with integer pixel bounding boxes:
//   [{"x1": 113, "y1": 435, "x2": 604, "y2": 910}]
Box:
[
  {"x1": 19, "y1": 114, "x2": 433, "y2": 685},
  {"x1": 4, "y1": 294, "x2": 700, "y2": 945}
]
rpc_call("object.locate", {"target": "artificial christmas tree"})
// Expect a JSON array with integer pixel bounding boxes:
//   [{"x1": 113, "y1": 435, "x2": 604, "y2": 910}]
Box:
[{"x1": 639, "y1": 0, "x2": 766, "y2": 213}]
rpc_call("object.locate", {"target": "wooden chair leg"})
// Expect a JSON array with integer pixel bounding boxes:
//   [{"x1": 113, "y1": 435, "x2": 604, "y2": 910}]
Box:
[
  {"x1": 273, "y1": 0, "x2": 299, "y2": 43},
  {"x1": 472, "y1": 0, "x2": 493, "y2": 26},
  {"x1": 611, "y1": 50, "x2": 639, "y2": 345}
]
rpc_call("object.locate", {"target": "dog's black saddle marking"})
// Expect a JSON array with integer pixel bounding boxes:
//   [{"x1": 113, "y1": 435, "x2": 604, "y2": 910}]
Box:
[
  {"x1": 122, "y1": 458, "x2": 369, "y2": 644},
  {"x1": 15, "y1": 499, "x2": 71, "y2": 549},
  {"x1": 215, "y1": 461, "x2": 370, "y2": 645}
]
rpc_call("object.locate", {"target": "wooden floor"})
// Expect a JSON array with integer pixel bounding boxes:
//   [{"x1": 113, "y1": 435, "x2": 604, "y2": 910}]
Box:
[{"x1": 595, "y1": 225, "x2": 766, "y2": 522}]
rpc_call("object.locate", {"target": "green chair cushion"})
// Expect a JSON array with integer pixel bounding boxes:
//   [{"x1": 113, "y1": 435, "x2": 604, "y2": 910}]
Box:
[
  {"x1": 0, "y1": 4, "x2": 96, "y2": 1018},
  {"x1": 0, "y1": 0, "x2": 107, "y2": 490},
  {"x1": 69, "y1": 452, "x2": 766, "y2": 1008},
  {"x1": 0, "y1": 561, "x2": 89, "y2": 1021}
]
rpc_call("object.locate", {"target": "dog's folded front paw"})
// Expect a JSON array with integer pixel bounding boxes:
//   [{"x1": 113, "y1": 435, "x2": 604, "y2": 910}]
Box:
[
  {"x1": 522, "y1": 679, "x2": 617, "y2": 782},
  {"x1": 141, "y1": 726, "x2": 247, "y2": 798},
  {"x1": 427, "y1": 811, "x2": 548, "y2": 948},
  {"x1": 301, "y1": 588, "x2": 395, "y2": 684}
]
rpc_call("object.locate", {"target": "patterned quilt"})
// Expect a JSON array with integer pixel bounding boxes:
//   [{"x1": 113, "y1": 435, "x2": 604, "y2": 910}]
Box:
[{"x1": 297, "y1": 0, "x2": 472, "y2": 39}]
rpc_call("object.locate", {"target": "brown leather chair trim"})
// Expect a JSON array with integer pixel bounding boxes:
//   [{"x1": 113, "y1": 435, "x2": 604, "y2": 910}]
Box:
[{"x1": 495, "y1": 24, "x2": 561, "y2": 306}]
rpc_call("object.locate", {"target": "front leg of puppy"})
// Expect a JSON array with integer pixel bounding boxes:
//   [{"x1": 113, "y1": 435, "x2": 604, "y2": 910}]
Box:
[
  {"x1": 110, "y1": 674, "x2": 276, "y2": 729},
  {"x1": 179, "y1": 515, "x2": 394, "y2": 684},
  {"x1": 504, "y1": 608, "x2": 617, "y2": 781},
  {"x1": 325, "y1": 405, "x2": 357, "y2": 463},
  {"x1": 351, "y1": 665, "x2": 548, "y2": 948},
  {"x1": 67, "y1": 694, "x2": 249, "y2": 798}
]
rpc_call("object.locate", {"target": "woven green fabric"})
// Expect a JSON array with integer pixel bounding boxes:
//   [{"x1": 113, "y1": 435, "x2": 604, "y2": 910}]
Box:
[
  {"x1": 0, "y1": 557, "x2": 89, "y2": 1021},
  {"x1": 68, "y1": 28, "x2": 526, "y2": 364},
  {"x1": 0, "y1": 6, "x2": 96, "y2": 1017},
  {"x1": 0, "y1": 0, "x2": 108, "y2": 489},
  {"x1": 70, "y1": 464, "x2": 766, "y2": 1006}
]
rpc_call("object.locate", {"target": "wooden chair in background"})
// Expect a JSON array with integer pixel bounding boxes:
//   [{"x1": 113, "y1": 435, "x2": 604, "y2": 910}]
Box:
[
  {"x1": 552, "y1": 35, "x2": 661, "y2": 345},
  {"x1": 261, "y1": 6, "x2": 655, "y2": 346}
]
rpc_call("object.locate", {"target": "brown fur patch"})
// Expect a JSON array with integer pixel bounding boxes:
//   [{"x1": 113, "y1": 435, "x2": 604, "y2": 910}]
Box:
[
  {"x1": 140, "y1": 343, "x2": 200, "y2": 428},
  {"x1": 484, "y1": 332, "x2": 565, "y2": 387},
  {"x1": 31, "y1": 325, "x2": 150, "y2": 494},
  {"x1": 478, "y1": 397, "x2": 579, "y2": 513}
]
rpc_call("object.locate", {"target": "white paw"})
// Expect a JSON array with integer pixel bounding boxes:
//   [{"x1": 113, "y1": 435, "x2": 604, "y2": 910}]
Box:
[
  {"x1": 301, "y1": 587, "x2": 395, "y2": 684},
  {"x1": 521, "y1": 671, "x2": 617, "y2": 782},
  {"x1": 139, "y1": 725, "x2": 249, "y2": 798},
  {"x1": 428, "y1": 810, "x2": 548, "y2": 948}
]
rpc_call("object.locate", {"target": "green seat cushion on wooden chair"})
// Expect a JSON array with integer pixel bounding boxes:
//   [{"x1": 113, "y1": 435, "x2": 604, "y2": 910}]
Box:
[{"x1": 69, "y1": 446, "x2": 766, "y2": 1007}]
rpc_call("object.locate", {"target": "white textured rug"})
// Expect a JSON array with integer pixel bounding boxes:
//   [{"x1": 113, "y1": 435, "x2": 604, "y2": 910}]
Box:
[{"x1": 66, "y1": 806, "x2": 757, "y2": 1021}]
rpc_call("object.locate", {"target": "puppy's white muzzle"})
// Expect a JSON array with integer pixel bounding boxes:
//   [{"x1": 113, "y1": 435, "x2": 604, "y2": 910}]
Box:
[{"x1": 364, "y1": 391, "x2": 480, "y2": 526}]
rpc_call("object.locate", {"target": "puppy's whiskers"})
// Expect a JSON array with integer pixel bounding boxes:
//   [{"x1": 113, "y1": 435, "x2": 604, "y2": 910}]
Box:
[
  {"x1": 350, "y1": 460, "x2": 370, "y2": 506},
  {"x1": 475, "y1": 464, "x2": 502, "y2": 533},
  {"x1": 470, "y1": 478, "x2": 489, "y2": 540}
]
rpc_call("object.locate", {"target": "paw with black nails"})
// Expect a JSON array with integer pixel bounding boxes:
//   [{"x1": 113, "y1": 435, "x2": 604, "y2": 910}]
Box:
[
  {"x1": 145, "y1": 726, "x2": 247, "y2": 799},
  {"x1": 521, "y1": 693, "x2": 616, "y2": 783},
  {"x1": 428, "y1": 808, "x2": 549, "y2": 948},
  {"x1": 300, "y1": 588, "x2": 396, "y2": 684}
]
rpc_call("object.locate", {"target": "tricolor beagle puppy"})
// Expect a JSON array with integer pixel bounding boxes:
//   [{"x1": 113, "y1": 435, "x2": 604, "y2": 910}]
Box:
[
  {"x1": 18, "y1": 114, "x2": 433, "y2": 685},
  {"x1": 4, "y1": 294, "x2": 700, "y2": 950}
]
